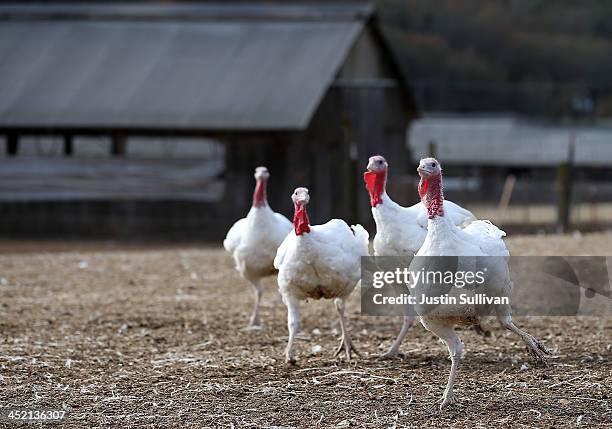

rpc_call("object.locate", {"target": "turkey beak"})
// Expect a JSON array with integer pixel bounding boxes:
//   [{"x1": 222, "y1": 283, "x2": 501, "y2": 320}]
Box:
[
  {"x1": 366, "y1": 159, "x2": 376, "y2": 171},
  {"x1": 417, "y1": 165, "x2": 430, "y2": 177},
  {"x1": 293, "y1": 193, "x2": 309, "y2": 205},
  {"x1": 255, "y1": 171, "x2": 269, "y2": 181}
]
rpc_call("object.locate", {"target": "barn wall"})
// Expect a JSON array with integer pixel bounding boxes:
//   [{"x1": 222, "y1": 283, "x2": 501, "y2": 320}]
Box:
[
  {"x1": 302, "y1": 88, "x2": 351, "y2": 224},
  {"x1": 337, "y1": 85, "x2": 412, "y2": 230},
  {"x1": 223, "y1": 133, "x2": 295, "y2": 225},
  {"x1": 0, "y1": 135, "x2": 229, "y2": 240},
  {"x1": 0, "y1": 22, "x2": 414, "y2": 240},
  {"x1": 337, "y1": 26, "x2": 394, "y2": 79},
  {"x1": 0, "y1": 200, "x2": 226, "y2": 240},
  {"x1": 333, "y1": 25, "x2": 414, "y2": 230},
  {"x1": 222, "y1": 90, "x2": 348, "y2": 227},
  {"x1": 0, "y1": 136, "x2": 224, "y2": 201}
]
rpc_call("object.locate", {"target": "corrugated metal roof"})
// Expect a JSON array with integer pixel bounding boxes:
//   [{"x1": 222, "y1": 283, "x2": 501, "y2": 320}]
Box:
[
  {"x1": 0, "y1": 4, "x2": 366, "y2": 131},
  {"x1": 0, "y1": 3, "x2": 374, "y2": 21}
]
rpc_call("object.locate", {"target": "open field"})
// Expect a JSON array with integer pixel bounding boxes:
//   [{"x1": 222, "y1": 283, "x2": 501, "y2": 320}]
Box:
[{"x1": 0, "y1": 233, "x2": 611, "y2": 428}]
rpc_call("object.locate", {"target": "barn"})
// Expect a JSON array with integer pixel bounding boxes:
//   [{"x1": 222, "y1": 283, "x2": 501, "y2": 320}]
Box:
[
  {"x1": 0, "y1": 3, "x2": 416, "y2": 239},
  {"x1": 409, "y1": 114, "x2": 612, "y2": 205}
]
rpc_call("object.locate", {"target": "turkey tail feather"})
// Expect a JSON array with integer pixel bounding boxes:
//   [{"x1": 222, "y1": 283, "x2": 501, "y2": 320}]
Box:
[{"x1": 350, "y1": 224, "x2": 370, "y2": 256}]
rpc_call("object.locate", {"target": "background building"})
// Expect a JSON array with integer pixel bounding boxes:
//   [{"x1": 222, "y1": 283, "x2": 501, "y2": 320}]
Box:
[{"x1": 0, "y1": 3, "x2": 416, "y2": 239}]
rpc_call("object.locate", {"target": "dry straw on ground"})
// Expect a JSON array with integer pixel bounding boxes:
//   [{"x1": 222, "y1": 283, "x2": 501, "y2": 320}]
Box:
[{"x1": 0, "y1": 233, "x2": 610, "y2": 428}]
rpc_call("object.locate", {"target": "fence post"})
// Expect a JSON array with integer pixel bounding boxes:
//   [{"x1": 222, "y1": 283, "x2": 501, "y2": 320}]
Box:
[
  {"x1": 556, "y1": 133, "x2": 575, "y2": 233},
  {"x1": 111, "y1": 134, "x2": 127, "y2": 156},
  {"x1": 497, "y1": 174, "x2": 516, "y2": 223},
  {"x1": 64, "y1": 134, "x2": 73, "y2": 156},
  {"x1": 6, "y1": 133, "x2": 18, "y2": 156}
]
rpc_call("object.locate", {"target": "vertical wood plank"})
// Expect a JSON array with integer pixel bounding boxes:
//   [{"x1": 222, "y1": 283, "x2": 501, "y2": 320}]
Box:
[
  {"x1": 64, "y1": 135, "x2": 73, "y2": 156},
  {"x1": 7, "y1": 134, "x2": 18, "y2": 156}
]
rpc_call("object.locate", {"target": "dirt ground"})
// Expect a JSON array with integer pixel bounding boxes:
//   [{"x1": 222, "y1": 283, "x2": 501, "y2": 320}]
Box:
[{"x1": 0, "y1": 232, "x2": 611, "y2": 428}]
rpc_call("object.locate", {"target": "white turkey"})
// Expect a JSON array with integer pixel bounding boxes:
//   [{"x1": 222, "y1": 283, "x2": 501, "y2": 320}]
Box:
[
  {"x1": 364, "y1": 155, "x2": 476, "y2": 357},
  {"x1": 224, "y1": 166, "x2": 292, "y2": 328},
  {"x1": 409, "y1": 157, "x2": 551, "y2": 409},
  {"x1": 274, "y1": 187, "x2": 369, "y2": 364}
]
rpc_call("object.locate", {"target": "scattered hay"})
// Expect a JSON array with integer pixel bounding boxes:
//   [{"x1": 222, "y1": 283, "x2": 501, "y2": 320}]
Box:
[{"x1": 0, "y1": 236, "x2": 610, "y2": 427}]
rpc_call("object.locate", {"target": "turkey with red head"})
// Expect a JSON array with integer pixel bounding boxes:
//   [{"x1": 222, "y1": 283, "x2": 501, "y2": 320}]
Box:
[
  {"x1": 364, "y1": 155, "x2": 476, "y2": 357},
  {"x1": 274, "y1": 187, "x2": 369, "y2": 364},
  {"x1": 410, "y1": 157, "x2": 551, "y2": 409},
  {"x1": 224, "y1": 166, "x2": 292, "y2": 328}
]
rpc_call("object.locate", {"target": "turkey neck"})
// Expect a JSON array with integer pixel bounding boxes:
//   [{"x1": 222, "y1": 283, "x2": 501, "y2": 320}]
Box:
[
  {"x1": 293, "y1": 203, "x2": 310, "y2": 235},
  {"x1": 252, "y1": 178, "x2": 268, "y2": 208},
  {"x1": 421, "y1": 175, "x2": 444, "y2": 219},
  {"x1": 364, "y1": 170, "x2": 387, "y2": 207}
]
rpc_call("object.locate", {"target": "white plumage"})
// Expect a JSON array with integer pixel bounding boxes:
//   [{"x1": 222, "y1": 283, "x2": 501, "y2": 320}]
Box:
[
  {"x1": 274, "y1": 187, "x2": 369, "y2": 363},
  {"x1": 371, "y1": 197, "x2": 475, "y2": 256},
  {"x1": 224, "y1": 166, "x2": 292, "y2": 327},
  {"x1": 417, "y1": 217, "x2": 509, "y2": 257},
  {"x1": 364, "y1": 155, "x2": 476, "y2": 357},
  {"x1": 410, "y1": 157, "x2": 551, "y2": 409}
]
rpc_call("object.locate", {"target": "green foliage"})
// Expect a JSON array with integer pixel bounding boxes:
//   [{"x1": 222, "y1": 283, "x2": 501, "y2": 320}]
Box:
[{"x1": 377, "y1": 0, "x2": 612, "y2": 116}]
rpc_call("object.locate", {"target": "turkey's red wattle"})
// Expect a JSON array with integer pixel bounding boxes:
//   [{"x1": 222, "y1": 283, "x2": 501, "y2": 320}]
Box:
[
  {"x1": 364, "y1": 170, "x2": 386, "y2": 207},
  {"x1": 418, "y1": 178, "x2": 429, "y2": 200},
  {"x1": 252, "y1": 179, "x2": 267, "y2": 208},
  {"x1": 422, "y1": 175, "x2": 444, "y2": 219},
  {"x1": 293, "y1": 204, "x2": 310, "y2": 235}
]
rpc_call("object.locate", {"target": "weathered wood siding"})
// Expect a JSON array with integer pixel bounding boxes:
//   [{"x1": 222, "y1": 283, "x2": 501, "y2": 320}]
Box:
[
  {"x1": 0, "y1": 158, "x2": 223, "y2": 202},
  {"x1": 222, "y1": 90, "x2": 347, "y2": 227},
  {"x1": 334, "y1": 26, "x2": 413, "y2": 229},
  {"x1": 0, "y1": 137, "x2": 224, "y2": 201}
]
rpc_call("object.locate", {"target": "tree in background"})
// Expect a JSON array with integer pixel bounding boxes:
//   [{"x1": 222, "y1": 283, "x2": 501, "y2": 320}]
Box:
[{"x1": 377, "y1": 0, "x2": 612, "y2": 117}]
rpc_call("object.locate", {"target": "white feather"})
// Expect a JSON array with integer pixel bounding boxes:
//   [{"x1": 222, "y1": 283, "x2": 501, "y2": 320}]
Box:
[
  {"x1": 275, "y1": 219, "x2": 369, "y2": 301},
  {"x1": 372, "y1": 193, "x2": 476, "y2": 256},
  {"x1": 225, "y1": 205, "x2": 292, "y2": 279}
]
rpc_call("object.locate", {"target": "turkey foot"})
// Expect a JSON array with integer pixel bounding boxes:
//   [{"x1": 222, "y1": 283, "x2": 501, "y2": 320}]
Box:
[
  {"x1": 379, "y1": 350, "x2": 405, "y2": 360},
  {"x1": 243, "y1": 323, "x2": 262, "y2": 331},
  {"x1": 498, "y1": 316, "x2": 552, "y2": 365},
  {"x1": 524, "y1": 334, "x2": 552, "y2": 364},
  {"x1": 285, "y1": 351, "x2": 297, "y2": 366},
  {"x1": 440, "y1": 390, "x2": 456, "y2": 409},
  {"x1": 334, "y1": 334, "x2": 360, "y2": 361}
]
